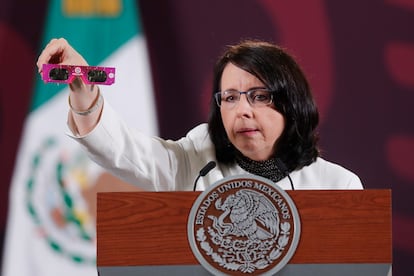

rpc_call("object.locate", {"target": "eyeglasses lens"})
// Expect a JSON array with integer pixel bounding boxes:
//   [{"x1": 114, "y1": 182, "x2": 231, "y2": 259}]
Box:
[
  {"x1": 87, "y1": 70, "x2": 107, "y2": 83},
  {"x1": 49, "y1": 68, "x2": 69, "y2": 81}
]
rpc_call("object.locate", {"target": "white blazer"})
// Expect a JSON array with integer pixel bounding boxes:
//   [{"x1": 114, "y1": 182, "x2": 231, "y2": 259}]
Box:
[{"x1": 67, "y1": 99, "x2": 363, "y2": 191}]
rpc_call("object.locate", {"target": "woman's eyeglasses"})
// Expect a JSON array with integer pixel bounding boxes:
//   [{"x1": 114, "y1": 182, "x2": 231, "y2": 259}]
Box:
[
  {"x1": 215, "y1": 89, "x2": 274, "y2": 108},
  {"x1": 41, "y1": 64, "x2": 115, "y2": 85}
]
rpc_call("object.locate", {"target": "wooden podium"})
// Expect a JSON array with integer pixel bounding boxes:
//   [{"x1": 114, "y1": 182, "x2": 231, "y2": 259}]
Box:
[{"x1": 96, "y1": 190, "x2": 392, "y2": 275}]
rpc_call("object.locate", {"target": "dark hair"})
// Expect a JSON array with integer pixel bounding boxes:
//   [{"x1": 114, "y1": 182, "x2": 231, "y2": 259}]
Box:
[{"x1": 208, "y1": 40, "x2": 320, "y2": 172}]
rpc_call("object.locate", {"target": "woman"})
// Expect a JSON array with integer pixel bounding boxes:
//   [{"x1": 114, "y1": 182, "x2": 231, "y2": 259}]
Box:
[{"x1": 36, "y1": 38, "x2": 363, "y2": 191}]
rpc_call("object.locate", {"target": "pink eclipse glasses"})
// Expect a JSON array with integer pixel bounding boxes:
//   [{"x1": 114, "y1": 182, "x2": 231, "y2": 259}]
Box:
[{"x1": 41, "y1": 64, "x2": 115, "y2": 85}]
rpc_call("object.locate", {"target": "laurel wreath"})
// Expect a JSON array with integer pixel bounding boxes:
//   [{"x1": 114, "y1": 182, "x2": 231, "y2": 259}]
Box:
[
  {"x1": 196, "y1": 221, "x2": 291, "y2": 273},
  {"x1": 268, "y1": 222, "x2": 290, "y2": 261}
]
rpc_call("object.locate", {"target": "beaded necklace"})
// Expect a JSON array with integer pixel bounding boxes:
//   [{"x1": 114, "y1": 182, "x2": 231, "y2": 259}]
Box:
[{"x1": 235, "y1": 153, "x2": 285, "y2": 183}]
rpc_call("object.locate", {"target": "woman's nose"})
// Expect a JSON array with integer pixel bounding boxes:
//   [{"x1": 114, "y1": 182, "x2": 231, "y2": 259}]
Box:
[{"x1": 235, "y1": 94, "x2": 253, "y2": 117}]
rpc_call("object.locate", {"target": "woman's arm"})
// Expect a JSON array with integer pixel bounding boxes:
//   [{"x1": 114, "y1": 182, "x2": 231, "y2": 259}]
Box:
[{"x1": 36, "y1": 38, "x2": 101, "y2": 135}]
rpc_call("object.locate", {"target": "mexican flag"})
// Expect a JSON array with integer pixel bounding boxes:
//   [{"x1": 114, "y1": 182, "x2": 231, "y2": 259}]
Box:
[{"x1": 2, "y1": 1, "x2": 157, "y2": 275}]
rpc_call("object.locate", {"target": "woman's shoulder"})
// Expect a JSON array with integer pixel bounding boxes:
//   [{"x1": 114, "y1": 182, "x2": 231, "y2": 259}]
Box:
[
  {"x1": 183, "y1": 123, "x2": 211, "y2": 145},
  {"x1": 292, "y1": 157, "x2": 363, "y2": 189},
  {"x1": 186, "y1": 123, "x2": 209, "y2": 136},
  {"x1": 312, "y1": 157, "x2": 352, "y2": 170},
  {"x1": 179, "y1": 123, "x2": 215, "y2": 157}
]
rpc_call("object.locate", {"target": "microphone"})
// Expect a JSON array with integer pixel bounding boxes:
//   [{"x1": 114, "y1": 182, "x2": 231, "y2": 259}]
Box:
[
  {"x1": 193, "y1": 161, "x2": 217, "y2": 191},
  {"x1": 275, "y1": 158, "x2": 294, "y2": 190}
]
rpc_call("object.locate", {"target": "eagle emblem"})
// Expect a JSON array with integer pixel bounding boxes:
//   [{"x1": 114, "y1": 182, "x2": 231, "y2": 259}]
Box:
[
  {"x1": 209, "y1": 189, "x2": 280, "y2": 241},
  {"x1": 188, "y1": 175, "x2": 301, "y2": 275}
]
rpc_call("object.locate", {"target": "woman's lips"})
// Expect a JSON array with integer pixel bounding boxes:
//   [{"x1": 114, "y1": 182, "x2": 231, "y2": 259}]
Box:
[{"x1": 237, "y1": 128, "x2": 259, "y2": 135}]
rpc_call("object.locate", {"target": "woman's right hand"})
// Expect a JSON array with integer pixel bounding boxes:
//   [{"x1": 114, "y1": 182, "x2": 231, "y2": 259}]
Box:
[
  {"x1": 36, "y1": 38, "x2": 88, "y2": 72},
  {"x1": 36, "y1": 38, "x2": 94, "y2": 93}
]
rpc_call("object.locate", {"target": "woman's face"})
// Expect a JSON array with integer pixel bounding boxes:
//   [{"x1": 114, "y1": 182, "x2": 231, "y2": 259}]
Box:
[{"x1": 220, "y1": 63, "x2": 285, "y2": 161}]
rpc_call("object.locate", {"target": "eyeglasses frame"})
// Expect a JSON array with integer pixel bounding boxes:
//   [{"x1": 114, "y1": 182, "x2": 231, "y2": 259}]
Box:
[{"x1": 214, "y1": 88, "x2": 275, "y2": 107}]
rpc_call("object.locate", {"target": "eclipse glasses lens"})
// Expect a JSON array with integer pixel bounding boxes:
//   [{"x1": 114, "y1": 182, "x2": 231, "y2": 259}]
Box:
[{"x1": 42, "y1": 64, "x2": 115, "y2": 85}]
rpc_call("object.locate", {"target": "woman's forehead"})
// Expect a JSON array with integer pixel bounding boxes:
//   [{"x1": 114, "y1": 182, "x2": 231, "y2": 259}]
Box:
[{"x1": 220, "y1": 63, "x2": 264, "y2": 90}]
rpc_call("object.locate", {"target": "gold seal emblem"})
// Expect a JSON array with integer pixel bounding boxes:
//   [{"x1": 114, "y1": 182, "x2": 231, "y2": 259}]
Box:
[{"x1": 188, "y1": 174, "x2": 301, "y2": 275}]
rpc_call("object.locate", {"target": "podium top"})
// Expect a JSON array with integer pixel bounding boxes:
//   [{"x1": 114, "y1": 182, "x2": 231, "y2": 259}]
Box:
[{"x1": 97, "y1": 189, "x2": 392, "y2": 268}]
